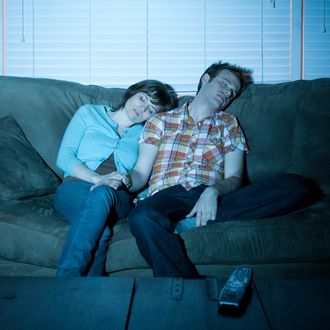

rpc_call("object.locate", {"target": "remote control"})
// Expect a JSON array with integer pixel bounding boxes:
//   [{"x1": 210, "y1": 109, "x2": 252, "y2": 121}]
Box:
[{"x1": 218, "y1": 266, "x2": 252, "y2": 308}]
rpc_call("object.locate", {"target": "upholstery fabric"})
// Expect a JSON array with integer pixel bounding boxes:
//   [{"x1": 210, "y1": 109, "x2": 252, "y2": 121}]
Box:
[
  {"x1": 0, "y1": 76, "x2": 125, "y2": 177},
  {"x1": 0, "y1": 116, "x2": 60, "y2": 200},
  {"x1": 0, "y1": 196, "x2": 66, "y2": 268},
  {"x1": 226, "y1": 79, "x2": 330, "y2": 194},
  {"x1": 0, "y1": 76, "x2": 329, "y2": 278},
  {"x1": 106, "y1": 198, "x2": 330, "y2": 274}
]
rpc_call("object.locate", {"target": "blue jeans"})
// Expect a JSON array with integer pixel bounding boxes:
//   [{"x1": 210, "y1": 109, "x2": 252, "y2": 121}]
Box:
[
  {"x1": 53, "y1": 181, "x2": 133, "y2": 277},
  {"x1": 128, "y1": 174, "x2": 321, "y2": 278}
]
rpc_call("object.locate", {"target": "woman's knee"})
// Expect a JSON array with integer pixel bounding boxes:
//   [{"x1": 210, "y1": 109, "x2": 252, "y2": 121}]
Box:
[
  {"x1": 89, "y1": 185, "x2": 118, "y2": 204},
  {"x1": 53, "y1": 182, "x2": 90, "y2": 220}
]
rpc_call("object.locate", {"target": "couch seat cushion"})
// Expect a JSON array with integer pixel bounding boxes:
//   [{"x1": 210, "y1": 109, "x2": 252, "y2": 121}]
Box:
[
  {"x1": 0, "y1": 76, "x2": 126, "y2": 177},
  {"x1": 106, "y1": 198, "x2": 330, "y2": 274},
  {"x1": 0, "y1": 195, "x2": 67, "y2": 268}
]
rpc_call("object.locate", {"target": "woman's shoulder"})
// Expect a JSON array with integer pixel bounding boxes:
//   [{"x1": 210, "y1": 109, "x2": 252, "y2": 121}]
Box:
[
  {"x1": 74, "y1": 104, "x2": 109, "y2": 121},
  {"x1": 77, "y1": 104, "x2": 106, "y2": 114}
]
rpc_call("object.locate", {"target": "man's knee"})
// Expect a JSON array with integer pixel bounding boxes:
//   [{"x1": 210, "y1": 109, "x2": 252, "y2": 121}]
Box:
[
  {"x1": 128, "y1": 204, "x2": 149, "y2": 232},
  {"x1": 128, "y1": 202, "x2": 163, "y2": 234},
  {"x1": 278, "y1": 173, "x2": 323, "y2": 205}
]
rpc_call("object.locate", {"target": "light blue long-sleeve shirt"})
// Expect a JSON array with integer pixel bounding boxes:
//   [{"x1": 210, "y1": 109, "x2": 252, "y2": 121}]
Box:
[{"x1": 57, "y1": 104, "x2": 143, "y2": 177}]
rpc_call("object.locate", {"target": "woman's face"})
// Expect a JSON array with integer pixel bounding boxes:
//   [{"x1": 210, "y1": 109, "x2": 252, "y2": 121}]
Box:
[{"x1": 124, "y1": 92, "x2": 161, "y2": 123}]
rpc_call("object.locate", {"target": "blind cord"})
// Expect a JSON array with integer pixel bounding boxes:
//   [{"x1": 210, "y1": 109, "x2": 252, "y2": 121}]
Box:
[
  {"x1": 323, "y1": 0, "x2": 327, "y2": 33},
  {"x1": 21, "y1": 0, "x2": 25, "y2": 42}
]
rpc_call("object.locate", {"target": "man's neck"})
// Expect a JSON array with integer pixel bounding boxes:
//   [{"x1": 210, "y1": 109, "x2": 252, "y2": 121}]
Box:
[{"x1": 188, "y1": 97, "x2": 219, "y2": 123}]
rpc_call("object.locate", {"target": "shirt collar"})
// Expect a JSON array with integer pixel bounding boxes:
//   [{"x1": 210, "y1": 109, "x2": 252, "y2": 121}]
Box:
[{"x1": 182, "y1": 101, "x2": 222, "y2": 126}]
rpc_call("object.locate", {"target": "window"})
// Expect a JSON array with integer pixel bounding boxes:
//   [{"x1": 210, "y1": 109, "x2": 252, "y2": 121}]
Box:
[
  {"x1": 304, "y1": 0, "x2": 330, "y2": 79},
  {"x1": 91, "y1": 0, "x2": 147, "y2": 86},
  {"x1": 0, "y1": 1, "x2": 3, "y2": 73},
  {"x1": 1, "y1": 0, "x2": 330, "y2": 91},
  {"x1": 206, "y1": 0, "x2": 291, "y2": 83}
]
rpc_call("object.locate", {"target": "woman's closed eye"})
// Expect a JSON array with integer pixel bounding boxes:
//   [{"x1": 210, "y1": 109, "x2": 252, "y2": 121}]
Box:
[
  {"x1": 140, "y1": 94, "x2": 158, "y2": 114},
  {"x1": 148, "y1": 106, "x2": 158, "y2": 114},
  {"x1": 140, "y1": 94, "x2": 148, "y2": 103}
]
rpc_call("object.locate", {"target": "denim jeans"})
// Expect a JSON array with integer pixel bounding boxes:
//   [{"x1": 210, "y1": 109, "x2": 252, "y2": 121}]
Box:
[
  {"x1": 128, "y1": 174, "x2": 321, "y2": 278},
  {"x1": 53, "y1": 181, "x2": 133, "y2": 277}
]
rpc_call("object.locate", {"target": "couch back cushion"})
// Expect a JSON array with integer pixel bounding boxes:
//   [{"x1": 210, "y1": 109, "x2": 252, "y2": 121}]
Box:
[
  {"x1": 227, "y1": 78, "x2": 330, "y2": 194},
  {"x1": 0, "y1": 116, "x2": 60, "y2": 200},
  {"x1": 0, "y1": 76, "x2": 125, "y2": 177}
]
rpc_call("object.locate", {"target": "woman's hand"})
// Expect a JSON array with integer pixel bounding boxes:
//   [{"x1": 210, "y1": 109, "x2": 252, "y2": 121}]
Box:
[{"x1": 90, "y1": 172, "x2": 129, "y2": 191}]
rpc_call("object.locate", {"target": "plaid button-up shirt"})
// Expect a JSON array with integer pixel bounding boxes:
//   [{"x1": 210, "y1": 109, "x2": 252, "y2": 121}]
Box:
[{"x1": 140, "y1": 102, "x2": 248, "y2": 196}]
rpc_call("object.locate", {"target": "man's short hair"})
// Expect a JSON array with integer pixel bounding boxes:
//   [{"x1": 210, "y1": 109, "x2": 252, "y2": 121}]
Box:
[{"x1": 197, "y1": 61, "x2": 253, "y2": 94}]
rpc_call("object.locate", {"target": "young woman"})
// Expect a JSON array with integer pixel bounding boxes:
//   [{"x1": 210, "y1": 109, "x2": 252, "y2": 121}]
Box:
[{"x1": 53, "y1": 80, "x2": 177, "y2": 277}]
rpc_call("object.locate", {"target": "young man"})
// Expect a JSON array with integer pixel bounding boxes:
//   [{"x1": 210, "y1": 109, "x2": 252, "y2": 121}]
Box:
[{"x1": 94, "y1": 61, "x2": 318, "y2": 278}]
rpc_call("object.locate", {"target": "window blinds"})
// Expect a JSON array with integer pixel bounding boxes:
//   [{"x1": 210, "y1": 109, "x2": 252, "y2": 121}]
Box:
[
  {"x1": 91, "y1": 0, "x2": 147, "y2": 86},
  {"x1": 2, "y1": 0, "x2": 329, "y2": 91},
  {"x1": 206, "y1": 0, "x2": 291, "y2": 83},
  {"x1": 304, "y1": 0, "x2": 330, "y2": 79}
]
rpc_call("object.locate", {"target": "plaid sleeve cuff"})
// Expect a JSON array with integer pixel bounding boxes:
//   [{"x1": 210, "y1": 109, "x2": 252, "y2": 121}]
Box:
[
  {"x1": 223, "y1": 116, "x2": 249, "y2": 153},
  {"x1": 139, "y1": 115, "x2": 164, "y2": 146}
]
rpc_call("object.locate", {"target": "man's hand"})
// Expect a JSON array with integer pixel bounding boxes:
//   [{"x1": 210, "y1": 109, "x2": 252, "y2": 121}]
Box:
[
  {"x1": 90, "y1": 172, "x2": 130, "y2": 191},
  {"x1": 186, "y1": 186, "x2": 219, "y2": 227}
]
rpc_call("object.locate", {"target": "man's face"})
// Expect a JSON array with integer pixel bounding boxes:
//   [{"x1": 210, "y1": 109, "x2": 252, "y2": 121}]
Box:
[{"x1": 200, "y1": 69, "x2": 241, "y2": 111}]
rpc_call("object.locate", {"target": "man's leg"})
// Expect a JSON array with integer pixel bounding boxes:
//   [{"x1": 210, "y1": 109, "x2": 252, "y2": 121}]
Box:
[
  {"x1": 128, "y1": 185, "x2": 205, "y2": 278},
  {"x1": 216, "y1": 173, "x2": 322, "y2": 221}
]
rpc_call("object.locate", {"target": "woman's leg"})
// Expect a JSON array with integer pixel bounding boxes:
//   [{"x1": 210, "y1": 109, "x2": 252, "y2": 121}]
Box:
[
  {"x1": 85, "y1": 189, "x2": 133, "y2": 276},
  {"x1": 54, "y1": 181, "x2": 92, "y2": 275},
  {"x1": 53, "y1": 181, "x2": 91, "y2": 223},
  {"x1": 54, "y1": 182, "x2": 133, "y2": 277},
  {"x1": 85, "y1": 227, "x2": 111, "y2": 276}
]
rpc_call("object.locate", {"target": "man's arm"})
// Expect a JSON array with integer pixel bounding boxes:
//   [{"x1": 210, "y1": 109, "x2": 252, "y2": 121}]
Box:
[
  {"x1": 127, "y1": 143, "x2": 158, "y2": 192},
  {"x1": 213, "y1": 149, "x2": 244, "y2": 194},
  {"x1": 186, "y1": 149, "x2": 244, "y2": 226}
]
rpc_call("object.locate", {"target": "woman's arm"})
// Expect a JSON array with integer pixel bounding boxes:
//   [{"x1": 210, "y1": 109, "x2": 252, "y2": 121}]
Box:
[
  {"x1": 57, "y1": 106, "x2": 101, "y2": 183},
  {"x1": 89, "y1": 143, "x2": 158, "y2": 191},
  {"x1": 69, "y1": 163, "x2": 101, "y2": 184}
]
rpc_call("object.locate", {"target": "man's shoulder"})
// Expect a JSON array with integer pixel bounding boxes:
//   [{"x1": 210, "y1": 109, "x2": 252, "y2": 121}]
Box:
[
  {"x1": 148, "y1": 106, "x2": 183, "y2": 125},
  {"x1": 215, "y1": 111, "x2": 238, "y2": 124},
  {"x1": 157, "y1": 106, "x2": 182, "y2": 119}
]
